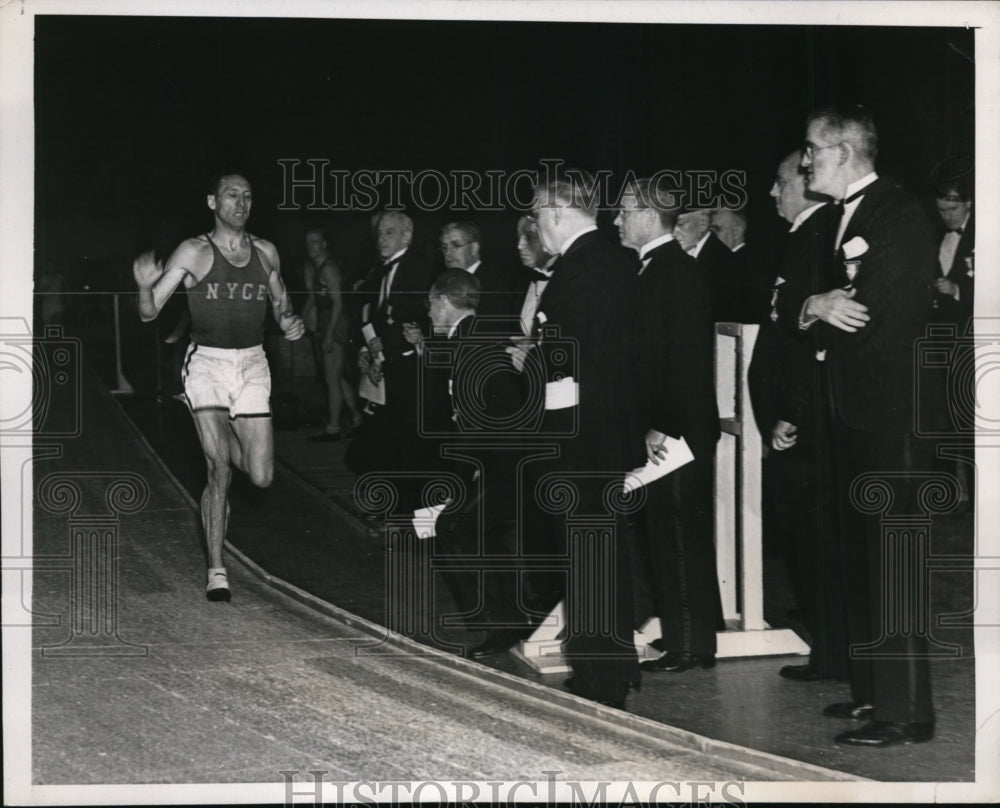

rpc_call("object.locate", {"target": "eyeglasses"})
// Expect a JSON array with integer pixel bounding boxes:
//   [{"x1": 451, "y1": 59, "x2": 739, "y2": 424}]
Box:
[
  {"x1": 803, "y1": 141, "x2": 842, "y2": 159},
  {"x1": 439, "y1": 241, "x2": 471, "y2": 253}
]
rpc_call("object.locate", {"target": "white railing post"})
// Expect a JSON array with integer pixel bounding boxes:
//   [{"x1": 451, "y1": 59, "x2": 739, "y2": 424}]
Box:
[{"x1": 111, "y1": 293, "x2": 134, "y2": 395}]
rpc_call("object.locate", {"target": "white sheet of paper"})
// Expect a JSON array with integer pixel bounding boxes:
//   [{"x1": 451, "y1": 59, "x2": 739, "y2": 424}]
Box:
[
  {"x1": 623, "y1": 436, "x2": 695, "y2": 493},
  {"x1": 358, "y1": 375, "x2": 385, "y2": 405},
  {"x1": 412, "y1": 503, "x2": 447, "y2": 539}
]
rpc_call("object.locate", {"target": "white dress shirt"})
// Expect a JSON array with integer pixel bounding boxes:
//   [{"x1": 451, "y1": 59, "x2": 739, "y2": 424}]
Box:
[
  {"x1": 557, "y1": 224, "x2": 598, "y2": 256},
  {"x1": 938, "y1": 211, "x2": 970, "y2": 278},
  {"x1": 687, "y1": 230, "x2": 711, "y2": 258},
  {"x1": 834, "y1": 171, "x2": 878, "y2": 251},
  {"x1": 638, "y1": 232, "x2": 675, "y2": 274},
  {"x1": 519, "y1": 257, "x2": 556, "y2": 336},
  {"x1": 378, "y1": 248, "x2": 408, "y2": 306}
]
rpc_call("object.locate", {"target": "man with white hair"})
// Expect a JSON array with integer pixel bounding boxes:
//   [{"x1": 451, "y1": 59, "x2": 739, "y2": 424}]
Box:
[
  {"x1": 711, "y1": 207, "x2": 768, "y2": 323},
  {"x1": 351, "y1": 211, "x2": 432, "y2": 512},
  {"x1": 674, "y1": 207, "x2": 739, "y2": 323}
]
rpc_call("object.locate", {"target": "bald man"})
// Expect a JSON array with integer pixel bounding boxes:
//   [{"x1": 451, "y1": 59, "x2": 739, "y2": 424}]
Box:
[{"x1": 748, "y1": 150, "x2": 846, "y2": 684}]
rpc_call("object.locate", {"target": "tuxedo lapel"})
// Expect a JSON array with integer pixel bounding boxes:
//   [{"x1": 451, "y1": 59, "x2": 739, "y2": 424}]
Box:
[{"x1": 838, "y1": 176, "x2": 892, "y2": 247}]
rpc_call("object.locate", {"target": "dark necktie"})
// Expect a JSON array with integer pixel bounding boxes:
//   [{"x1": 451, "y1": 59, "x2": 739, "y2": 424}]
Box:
[
  {"x1": 529, "y1": 269, "x2": 552, "y2": 284},
  {"x1": 378, "y1": 260, "x2": 397, "y2": 306},
  {"x1": 831, "y1": 186, "x2": 868, "y2": 222}
]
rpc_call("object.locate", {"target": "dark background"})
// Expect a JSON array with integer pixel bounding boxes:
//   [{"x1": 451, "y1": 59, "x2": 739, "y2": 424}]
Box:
[{"x1": 35, "y1": 15, "x2": 974, "y2": 297}]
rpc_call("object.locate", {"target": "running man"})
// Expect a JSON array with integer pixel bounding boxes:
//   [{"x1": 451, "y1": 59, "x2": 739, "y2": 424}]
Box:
[{"x1": 133, "y1": 172, "x2": 305, "y2": 601}]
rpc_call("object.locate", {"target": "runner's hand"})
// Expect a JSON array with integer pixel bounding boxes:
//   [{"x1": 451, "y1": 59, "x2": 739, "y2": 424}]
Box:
[
  {"x1": 279, "y1": 312, "x2": 306, "y2": 341},
  {"x1": 132, "y1": 250, "x2": 163, "y2": 290}
]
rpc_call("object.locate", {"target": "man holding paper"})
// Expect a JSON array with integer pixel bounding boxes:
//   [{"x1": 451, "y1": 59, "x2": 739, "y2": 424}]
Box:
[
  {"x1": 615, "y1": 177, "x2": 724, "y2": 674},
  {"x1": 351, "y1": 211, "x2": 432, "y2": 508}
]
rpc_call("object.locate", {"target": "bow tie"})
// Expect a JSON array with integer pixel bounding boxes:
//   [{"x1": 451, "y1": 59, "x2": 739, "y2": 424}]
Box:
[
  {"x1": 948, "y1": 226, "x2": 965, "y2": 235},
  {"x1": 529, "y1": 269, "x2": 553, "y2": 283},
  {"x1": 832, "y1": 187, "x2": 868, "y2": 212}
]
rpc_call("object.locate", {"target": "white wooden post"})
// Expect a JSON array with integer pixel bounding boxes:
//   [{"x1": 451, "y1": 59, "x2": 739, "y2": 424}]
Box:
[{"x1": 110, "y1": 294, "x2": 134, "y2": 395}]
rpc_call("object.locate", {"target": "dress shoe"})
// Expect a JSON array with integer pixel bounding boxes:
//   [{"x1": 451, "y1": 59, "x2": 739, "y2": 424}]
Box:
[
  {"x1": 779, "y1": 662, "x2": 823, "y2": 681},
  {"x1": 524, "y1": 590, "x2": 563, "y2": 621},
  {"x1": 563, "y1": 678, "x2": 626, "y2": 709},
  {"x1": 640, "y1": 651, "x2": 716, "y2": 673},
  {"x1": 822, "y1": 701, "x2": 874, "y2": 720},
  {"x1": 565, "y1": 676, "x2": 641, "y2": 694},
  {"x1": 468, "y1": 629, "x2": 523, "y2": 659},
  {"x1": 835, "y1": 721, "x2": 934, "y2": 747}
]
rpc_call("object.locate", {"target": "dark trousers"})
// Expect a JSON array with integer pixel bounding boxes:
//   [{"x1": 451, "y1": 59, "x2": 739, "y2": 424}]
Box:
[
  {"x1": 560, "y1": 477, "x2": 639, "y2": 703},
  {"x1": 435, "y1": 496, "x2": 522, "y2": 629},
  {"x1": 522, "y1": 412, "x2": 638, "y2": 702},
  {"x1": 765, "y1": 421, "x2": 848, "y2": 677},
  {"x1": 434, "y1": 446, "x2": 525, "y2": 629},
  {"x1": 834, "y1": 421, "x2": 935, "y2": 725},
  {"x1": 644, "y1": 452, "x2": 724, "y2": 656}
]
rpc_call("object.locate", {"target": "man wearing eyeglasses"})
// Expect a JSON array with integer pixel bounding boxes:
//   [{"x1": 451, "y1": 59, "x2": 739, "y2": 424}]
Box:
[
  {"x1": 439, "y1": 221, "x2": 515, "y2": 320},
  {"x1": 783, "y1": 104, "x2": 938, "y2": 748}
]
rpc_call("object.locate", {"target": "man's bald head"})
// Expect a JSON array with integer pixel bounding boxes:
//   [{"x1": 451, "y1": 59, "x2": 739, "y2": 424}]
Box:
[{"x1": 770, "y1": 150, "x2": 818, "y2": 224}]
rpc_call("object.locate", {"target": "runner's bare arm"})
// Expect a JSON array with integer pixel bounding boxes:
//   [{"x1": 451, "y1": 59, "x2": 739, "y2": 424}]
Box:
[
  {"x1": 259, "y1": 238, "x2": 306, "y2": 341},
  {"x1": 133, "y1": 240, "x2": 199, "y2": 322}
]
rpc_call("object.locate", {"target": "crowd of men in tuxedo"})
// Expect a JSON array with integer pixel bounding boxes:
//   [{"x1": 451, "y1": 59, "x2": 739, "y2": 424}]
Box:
[{"x1": 342, "y1": 103, "x2": 973, "y2": 747}]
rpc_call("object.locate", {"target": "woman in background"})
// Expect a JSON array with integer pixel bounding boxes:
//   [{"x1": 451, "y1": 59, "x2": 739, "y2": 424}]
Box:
[{"x1": 301, "y1": 227, "x2": 363, "y2": 441}]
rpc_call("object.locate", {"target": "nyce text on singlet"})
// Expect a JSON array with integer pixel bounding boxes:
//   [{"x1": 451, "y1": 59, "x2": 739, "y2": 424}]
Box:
[{"x1": 188, "y1": 235, "x2": 270, "y2": 349}]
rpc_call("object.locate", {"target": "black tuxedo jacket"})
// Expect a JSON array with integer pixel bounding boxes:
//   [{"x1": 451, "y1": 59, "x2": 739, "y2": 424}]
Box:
[
  {"x1": 694, "y1": 232, "x2": 740, "y2": 324},
  {"x1": 363, "y1": 249, "x2": 432, "y2": 363},
  {"x1": 468, "y1": 260, "x2": 517, "y2": 321},
  {"x1": 423, "y1": 315, "x2": 526, "y2": 521},
  {"x1": 933, "y1": 216, "x2": 975, "y2": 331},
  {"x1": 534, "y1": 230, "x2": 645, "y2": 473},
  {"x1": 637, "y1": 239, "x2": 720, "y2": 460},
  {"x1": 730, "y1": 244, "x2": 774, "y2": 325},
  {"x1": 748, "y1": 205, "x2": 836, "y2": 436},
  {"x1": 779, "y1": 177, "x2": 936, "y2": 432}
]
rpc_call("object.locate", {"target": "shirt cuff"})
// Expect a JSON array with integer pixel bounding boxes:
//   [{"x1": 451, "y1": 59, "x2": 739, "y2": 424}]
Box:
[{"x1": 798, "y1": 298, "x2": 818, "y2": 330}]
